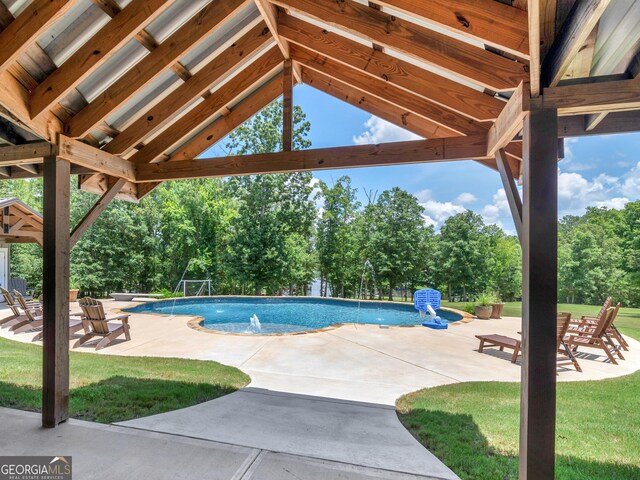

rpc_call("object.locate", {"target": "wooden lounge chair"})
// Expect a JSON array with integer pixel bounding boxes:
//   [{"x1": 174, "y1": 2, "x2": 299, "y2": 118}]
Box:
[
  {"x1": 9, "y1": 291, "x2": 43, "y2": 333},
  {"x1": 566, "y1": 306, "x2": 624, "y2": 364},
  {"x1": 476, "y1": 334, "x2": 521, "y2": 363},
  {"x1": 0, "y1": 287, "x2": 31, "y2": 328},
  {"x1": 74, "y1": 297, "x2": 131, "y2": 350},
  {"x1": 556, "y1": 312, "x2": 582, "y2": 372}
]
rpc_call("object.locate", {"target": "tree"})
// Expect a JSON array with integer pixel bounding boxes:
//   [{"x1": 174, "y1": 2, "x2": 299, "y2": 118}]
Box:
[
  {"x1": 363, "y1": 187, "x2": 426, "y2": 301},
  {"x1": 316, "y1": 176, "x2": 360, "y2": 297},
  {"x1": 438, "y1": 210, "x2": 489, "y2": 301}
]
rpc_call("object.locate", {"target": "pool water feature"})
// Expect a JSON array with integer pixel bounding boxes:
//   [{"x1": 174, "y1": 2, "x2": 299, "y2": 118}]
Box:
[{"x1": 124, "y1": 297, "x2": 464, "y2": 334}]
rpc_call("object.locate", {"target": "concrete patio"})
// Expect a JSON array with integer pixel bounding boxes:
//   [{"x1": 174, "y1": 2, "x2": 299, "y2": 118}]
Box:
[{"x1": 1, "y1": 300, "x2": 638, "y2": 479}]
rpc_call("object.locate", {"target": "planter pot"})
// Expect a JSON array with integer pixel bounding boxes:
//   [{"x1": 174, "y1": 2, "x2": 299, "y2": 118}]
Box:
[
  {"x1": 490, "y1": 303, "x2": 505, "y2": 319},
  {"x1": 475, "y1": 305, "x2": 493, "y2": 319},
  {"x1": 69, "y1": 289, "x2": 80, "y2": 303}
]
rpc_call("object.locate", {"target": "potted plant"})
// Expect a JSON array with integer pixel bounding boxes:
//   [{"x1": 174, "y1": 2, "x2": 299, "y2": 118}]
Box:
[
  {"x1": 69, "y1": 277, "x2": 80, "y2": 303},
  {"x1": 474, "y1": 292, "x2": 496, "y2": 319},
  {"x1": 491, "y1": 294, "x2": 505, "y2": 319}
]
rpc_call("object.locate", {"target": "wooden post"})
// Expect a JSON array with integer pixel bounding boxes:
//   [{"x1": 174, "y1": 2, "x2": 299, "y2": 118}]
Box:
[
  {"x1": 42, "y1": 155, "x2": 70, "y2": 428},
  {"x1": 282, "y1": 59, "x2": 293, "y2": 152},
  {"x1": 519, "y1": 107, "x2": 558, "y2": 479}
]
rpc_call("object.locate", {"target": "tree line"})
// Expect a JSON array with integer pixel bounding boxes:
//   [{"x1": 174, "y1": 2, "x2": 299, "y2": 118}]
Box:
[{"x1": 1, "y1": 101, "x2": 638, "y2": 306}]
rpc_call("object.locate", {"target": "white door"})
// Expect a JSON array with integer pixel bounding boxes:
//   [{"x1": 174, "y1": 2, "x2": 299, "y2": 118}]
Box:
[{"x1": 0, "y1": 248, "x2": 8, "y2": 289}]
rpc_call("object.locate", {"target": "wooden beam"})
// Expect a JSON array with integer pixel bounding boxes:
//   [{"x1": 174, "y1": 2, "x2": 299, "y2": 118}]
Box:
[
  {"x1": 65, "y1": 0, "x2": 251, "y2": 138},
  {"x1": 42, "y1": 155, "x2": 70, "y2": 428},
  {"x1": 136, "y1": 135, "x2": 491, "y2": 182},
  {"x1": 282, "y1": 60, "x2": 293, "y2": 152},
  {"x1": 103, "y1": 22, "x2": 271, "y2": 155},
  {"x1": 30, "y1": 0, "x2": 172, "y2": 119},
  {"x1": 0, "y1": 0, "x2": 77, "y2": 74},
  {"x1": 528, "y1": 0, "x2": 541, "y2": 96},
  {"x1": 540, "y1": 77, "x2": 640, "y2": 115},
  {"x1": 129, "y1": 46, "x2": 282, "y2": 165},
  {"x1": 487, "y1": 81, "x2": 530, "y2": 155},
  {"x1": 79, "y1": 173, "x2": 139, "y2": 203},
  {"x1": 292, "y1": 45, "x2": 485, "y2": 136},
  {"x1": 519, "y1": 106, "x2": 558, "y2": 479},
  {"x1": 57, "y1": 136, "x2": 136, "y2": 182},
  {"x1": 373, "y1": 0, "x2": 529, "y2": 58},
  {"x1": 170, "y1": 75, "x2": 285, "y2": 161},
  {"x1": 496, "y1": 148, "x2": 522, "y2": 241},
  {"x1": 70, "y1": 178, "x2": 126, "y2": 247},
  {"x1": 0, "y1": 141, "x2": 55, "y2": 162},
  {"x1": 270, "y1": 0, "x2": 528, "y2": 91},
  {"x1": 278, "y1": 14, "x2": 504, "y2": 122},
  {"x1": 541, "y1": 0, "x2": 610, "y2": 88},
  {"x1": 558, "y1": 110, "x2": 640, "y2": 137}
]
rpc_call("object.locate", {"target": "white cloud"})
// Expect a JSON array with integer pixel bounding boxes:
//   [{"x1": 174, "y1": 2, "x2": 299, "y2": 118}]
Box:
[
  {"x1": 621, "y1": 162, "x2": 640, "y2": 197},
  {"x1": 454, "y1": 192, "x2": 477, "y2": 205},
  {"x1": 353, "y1": 116, "x2": 422, "y2": 145},
  {"x1": 481, "y1": 188, "x2": 510, "y2": 226},
  {"x1": 414, "y1": 189, "x2": 467, "y2": 227},
  {"x1": 558, "y1": 170, "x2": 627, "y2": 215}
]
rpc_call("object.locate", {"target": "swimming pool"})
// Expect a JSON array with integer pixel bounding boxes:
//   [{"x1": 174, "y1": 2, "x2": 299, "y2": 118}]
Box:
[{"x1": 124, "y1": 297, "x2": 463, "y2": 334}]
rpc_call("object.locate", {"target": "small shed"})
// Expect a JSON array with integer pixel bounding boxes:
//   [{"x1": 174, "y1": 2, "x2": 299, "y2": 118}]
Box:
[{"x1": 0, "y1": 197, "x2": 43, "y2": 289}]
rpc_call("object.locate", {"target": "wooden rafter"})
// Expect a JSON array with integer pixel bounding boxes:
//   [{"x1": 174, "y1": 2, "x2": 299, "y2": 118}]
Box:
[
  {"x1": 0, "y1": 0, "x2": 77, "y2": 74},
  {"x1": 278, "y1": 14, "x2": 504, "y2": 122},
  {"x1": 136, "y1": 135, "x2": 492, "y2": 182},
  {"x1": 128, "y1": 46, "x2": 283, "y2": 165},
  {"x1": 292, "y1": 45, "x2": 485, "y2": 136},
  {"x1": 487, "y1": 82, "x2": 530, "y2": 156},
  {"x1": 373, "y1": 0, "x2": 529, "y2": 58},
  {"x1": 541, "y1": 0, "x2": 611, "y2": 88},
  {"x1": 170, "y1": 75, "x2": 286, "y2": 161},
  {"x1": 269, "y1": 0, "x2": 528, "y2": 91},
  {"x1": 30, "y1": 0, "x2": 173, "y2": 119},
  {"x1": 57, "y1": 136, "x2": 136, "y2": 182},
  {"x1": 65, "y1": 0, "x2": 251, "y2": 138},
  {"x1": 103, "y1": 22, "x2": 272, "y2": 155}
]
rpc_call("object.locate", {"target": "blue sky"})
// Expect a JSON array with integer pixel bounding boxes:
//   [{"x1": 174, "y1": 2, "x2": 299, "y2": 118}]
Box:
[{"x1": 203, "y1": 84, "x2": 640, "y2": 234}]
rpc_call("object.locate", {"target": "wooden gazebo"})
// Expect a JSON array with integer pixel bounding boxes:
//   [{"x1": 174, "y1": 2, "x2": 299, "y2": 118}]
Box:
[
  {"x1": 0, "y1": 197, "x2": 43, "y2": 245},
  {"x1": 0, "y1": 0, "x2": 638, "y2": 478}
]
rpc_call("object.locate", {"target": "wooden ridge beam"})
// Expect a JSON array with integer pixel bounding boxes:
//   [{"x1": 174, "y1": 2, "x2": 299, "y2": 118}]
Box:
[
  {"x1": 373, "y1": 0, "x2": 529, "y2": 58},
  {"x1": 129, "y1": 46, "x2": 283, "y2": 165},
  {"x1": 70, "y1": 178, "x2": 126, "y2": 246},
  {"x1": 0, "y1": 0, "x2": 77, "y2": 74},
  {"x1": 541, "y1": 0, "x2": 610, "y2": 88},
  {"x1": 65, "y1": 0, "x2": 251, "y2": 138},
  {"x1": 292, "y1": 45, "x2": 485, "y2": 136},
  {"x1": 487, "y1": 82, "x2": 530, "y2": 155},
  {"x1": 57, "y1": 136, "x2": 136, "y2": 182},
  {"x1": 103, "y1": 22, "x2": 271, "y2": 155},
  {"x1": 136, "y1": 135, "x2": 492, "y2": 182},
  {"x1": 278, "y1": 14, "x2": 503, "y2": 122},
  {"x1": 270, "y1": 0, "x2": 528, "y2": 91},
  {"x1": 30, "y1": 0, "x2": 173, "y2": 119}
]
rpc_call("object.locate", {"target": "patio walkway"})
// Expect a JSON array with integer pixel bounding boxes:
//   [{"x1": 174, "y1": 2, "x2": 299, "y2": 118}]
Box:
[{"x1": 0, "y1": 407, "x2": 456, "y2": 480}]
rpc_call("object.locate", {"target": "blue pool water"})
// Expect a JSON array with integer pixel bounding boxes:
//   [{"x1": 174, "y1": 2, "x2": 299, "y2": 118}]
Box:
[{"x1": 124, "y1": 297, "x2": 463, "y2": 334}]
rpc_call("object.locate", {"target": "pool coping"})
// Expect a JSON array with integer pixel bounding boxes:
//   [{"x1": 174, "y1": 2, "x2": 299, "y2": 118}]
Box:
[{"x1": 118, "y1": 296, "x2": 473, "y2": 337}]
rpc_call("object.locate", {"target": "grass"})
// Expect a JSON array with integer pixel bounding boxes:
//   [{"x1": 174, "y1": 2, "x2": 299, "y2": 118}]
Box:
[
  {"x1": 397, "y1": 373, "x2": 640, "y2": 480},
  {"x1": 0, "y1": 336, "x2": 249, "y2": 423},
  {"x1": 441, "y1": 300, "x2": 640, "y2": 340},
  {"x1": 397, "y1": 303, "x2": 640, "y2": 480}
]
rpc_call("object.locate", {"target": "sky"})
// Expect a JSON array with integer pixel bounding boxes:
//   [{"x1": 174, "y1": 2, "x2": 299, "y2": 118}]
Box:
[{"x1": 202, "y1": 84, "x2": 640, "y2": 235}]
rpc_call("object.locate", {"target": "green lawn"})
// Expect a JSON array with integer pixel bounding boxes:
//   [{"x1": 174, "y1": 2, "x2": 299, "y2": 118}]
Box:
[
  {"x1": 398, "y1": 303, "x2": 640, "y2": 480},
  {"x1": 0, "y1": 337, "x2": 249, "y2": 423}
]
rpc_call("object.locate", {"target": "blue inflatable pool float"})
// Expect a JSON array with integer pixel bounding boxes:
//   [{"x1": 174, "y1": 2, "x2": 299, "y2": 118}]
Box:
[{"x1": 422, "y1": 319, "x2": 448, "y2": 330}]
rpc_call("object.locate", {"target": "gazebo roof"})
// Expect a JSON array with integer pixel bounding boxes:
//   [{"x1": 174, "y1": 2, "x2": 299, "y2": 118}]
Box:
[
  {"x1": 0, "y1": 0, "x2": 639, "y2": 203},
  {"x1": 0, "y1": 196, "x2": 43, "y2": 244}
]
